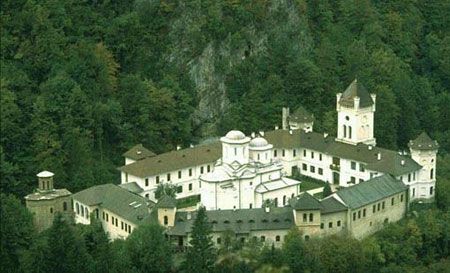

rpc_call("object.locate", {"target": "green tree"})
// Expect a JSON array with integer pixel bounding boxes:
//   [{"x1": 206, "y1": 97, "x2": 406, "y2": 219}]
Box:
[
  {"x1": 182, "y1": 206, "x2": 216, "y2": 273},
  {"x1": 322, "y1": 183, "x2": 332, "y2": 198},
  {"x1": 0, "y1": 194, "x2": 35, "y2": 273},
  {"x1": 155, "y1": 183, "x2": 177, "y2": 200},
  {"x1": 126, "y1": 224, "x2": 173, "y2": 273},
  {"x1": 282, "y1": 228, "x2": 307, "y2": 273}
]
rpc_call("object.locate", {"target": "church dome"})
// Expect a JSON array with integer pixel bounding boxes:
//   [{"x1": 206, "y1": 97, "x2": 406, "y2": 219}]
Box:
[
  {"x1": 249, "y1": 137, "x2": 269, "y2": 148},
  {"x1": 225, "y1": 130, "x2": 246, "y2": 140}
]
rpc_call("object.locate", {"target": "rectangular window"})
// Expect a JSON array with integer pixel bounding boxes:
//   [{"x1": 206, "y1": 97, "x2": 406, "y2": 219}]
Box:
[
  {"x1": 350, "y1": 177, "x2": 356, "y2": 184},
  {"x1": 310, "y1": 166, "x2": 315, "y2": 173},
  {"x1": 128, "y1": 226, "x2": 131, "y2": 233},
  {"x1": 207, "y1": 165, "x2": 211, "y2": 172},
  {"x1": 318, "y1": 168, "x2": 323, "y2": 175},
  {"x1": 337, "y1": 220, "x2": 341, "y2": 227},
  {"x1": 311, "y1": 152, "x2": 314, "y2": 159},
  {"x1": 156, "y1": 176, "x2": 160, "y2": 184},
  {"x1": 377, "y1": 203, "x2": 381, "y2": 211},
  {"x1": 353, "y1": 212, "x2": 356, "y2": 221},
  {"x1": 106, "y1": 213, "x2": 109, "y2": 222},
  {"x1": 373, "y1": 205, "x2": 376, "y2": 213},
  {"x1": 303, "y1": 150, "x2": 306, "y2": 157},
  {"x1": 302, "y1": 164, "x2": 307, "y2": 171},
  {"x1": 189, "y1": 169, "x2": 192, "y2": 176},
  {"x1": 178, "y1": 171, "x2": 182, "y2": 179},
  {"x1": 413, "y1": 172, "x2": 416, "y2": 180},
  {"x1": 167, "y1": 173, "x2": 171, "y2": 181},
  {"x1": 359, "y1": 164, "x2": 365, "y2": 172},
  {"x1": 303, "y1": 213, "x2": 307, "y2": 222},
  {"x1": 125, "y1": 223, "x2": 127, "y2": 231},
  {"x1": 282, "y1": 149, "x2": 285, "y2": 157},
  {"x1": 358, "y1": 210, "x2": 361, "y2": 219},
  {"x1": 125, "y1": 172, "x2": 129, "y2": 182},
  {"x1": 329, "y1": 222, "x2": 333, "y2": 228},
  {"x1": 400, "y1": 194, "x2": 404, "y2": 202},
  {"x1": 359, "y1": 179, "x2": 364, "y2": 183},
  {"x1": 319, "y1": 154, "x2": 322, "y2": 161},
  {"x1": 112, "y1": 216, "x2": 115, "y2": 225},
  {"x1": 293, "y1": 149, "x2": 297, "y2": 157},
  {"x1": 391, "y1": 198, "x2": 394, "y2": 206},
  {"x1": 351, "y1": 161, "x2": 356, "y2": 170},
  {"x1": 115, "y1": 218, "x2": 118, "y2": 227},
  {"x1": 408, "y1": 173, "x2": 411, "y2": 182},
  {"x1": 145, "y1": 178, "x2": 149, "y2": 187},
  {"x1": 200, "y1": 166, "x2": 204, "y2": 174},
  {"x1": 320, "y1": 223, "x2": 324, "y2": 229},
  {"x1": 249, "y1": 203, "x2": 252, "y2": 208},
  {"x1": 363, "y1": 209, "x2": 366, "y2": 217},
  {"x1": 382, "y1": 201, "x2": 385, "y2": 209},
  {"x1": 121, "y1": 221, "x2": 124, "y2": 230},
  {"x1": 189, "y1": 183, "x2": 192, "y2": 191},
  {"x1": 177, "y1": 185, "x2": 182, "y2": 193},
  {"x1": 102, "y1": 212, "x2": 105, "y2": 220},
  {"x1": 274, "y1": 150, "x2": 277, "y2": 157}
]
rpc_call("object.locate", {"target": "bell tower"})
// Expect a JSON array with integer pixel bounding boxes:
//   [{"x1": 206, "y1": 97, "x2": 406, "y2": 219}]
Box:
[{"x1": 336, "y1": 79, "x2": 376, "y2": 146}]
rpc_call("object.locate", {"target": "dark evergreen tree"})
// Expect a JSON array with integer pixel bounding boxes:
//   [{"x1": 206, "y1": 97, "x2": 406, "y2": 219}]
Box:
[
  {"x1": 182, "y1": 206, "x2": 216, "y2": 273},
  {"x1": 322, "y1": 183, "x2": 332, "y2": 198}
]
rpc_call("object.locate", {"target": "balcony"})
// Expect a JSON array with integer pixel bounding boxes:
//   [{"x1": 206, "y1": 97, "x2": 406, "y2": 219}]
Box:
[{"x1": 330, "y1": 164, "x2": 340, "y2": 171}]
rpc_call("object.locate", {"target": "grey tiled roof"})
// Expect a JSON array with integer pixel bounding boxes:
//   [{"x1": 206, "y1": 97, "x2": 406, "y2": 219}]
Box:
[
  {"x1": 122, "y1": 144, "x2": 156, "y2": 161},
  {"x1": 339, "y1": 79, "x2": 374, "y2": 108},
  {"x1": 119, "y1": 142, "x2": 221, "y2": 178},
  {"x1": 408, "y1": 132, "x2": 439, "y2": 151},
  {"x1": 119, "y1": 182, "x2": 144, "y2": 194},
  {"x1": 320, "y1": 196, "x2": 348, "y2": 214},
  {"x1": 157, "y1": 195, "x2": 177, "y2": 208},
  {"x1": 167, "y1": 207, "x2": 294, "y2": 236},
  {"x1": 336, "y1": 175, "x2": 407, "y2": 210},
  {"x1": 290, "y1": 192, "x2": 322, "y2": 210},
  {"x1": 72, "y1": 184, "x2": 155, "y2": 225}
]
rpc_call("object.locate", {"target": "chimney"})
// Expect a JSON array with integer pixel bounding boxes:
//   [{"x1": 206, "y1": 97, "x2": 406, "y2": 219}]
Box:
[
  {"x1": 401, "y1": 159, "x2": 405, "y2": 166},
  {"x1": 275, "y1": 125, "x2": 279, "y2": 130},
  {"x1": 324, "y1": 133, "x2": 328, "y2": 138},
  {"x1": 251, "y1": 132, "x2": 256, "y2": 138},
  {"x1": 282, "y1": 107, "x2": 290, "y2": 130},
  {"x1": 259, "y1": 131, "x2": 265, "y2": 137},
  {"x1": 176, "y1": 145, "x2": 181, "y2": 150},
  {"x1": 336, "y1": 93, "x2": 342, "y2": 110},
  {"x1": 354, "y1": 96, "x2": 360, "y2": 110},
  {"x1": 377, "y1": 152, "x2": 381, "y2": 161},
  {"x1": 190, "y1": 144, "x2": 194, "y2": 148}
]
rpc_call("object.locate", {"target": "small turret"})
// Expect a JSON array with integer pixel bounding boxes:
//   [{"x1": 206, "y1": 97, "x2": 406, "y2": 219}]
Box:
[
  {"x1": 37, "y1": 170, "x2": 54, "y2": 191},
  {"x1": 156, "y1": 195, "x2": 177, "y2": 227}
]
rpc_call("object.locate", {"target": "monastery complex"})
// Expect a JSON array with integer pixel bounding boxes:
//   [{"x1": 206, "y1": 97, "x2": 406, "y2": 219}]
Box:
[{"x1": 25, "y1": 80, "x2": 439, "y2": 246}]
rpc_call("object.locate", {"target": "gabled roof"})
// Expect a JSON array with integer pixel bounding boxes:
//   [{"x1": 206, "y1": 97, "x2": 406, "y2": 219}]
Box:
[
  {"x1": 339, "y1": 79, "x2": 374, "y2": 108},
  {"x1": 290, "y1": 192, "x2": 322, "y2": 210},
  {"x1": 336, "y1": 175, "x2": 407, "y2": 210},
  {"x1": 408, "y1": 132, "x2": 439, "y2": 151},
  {"x1": 122, "y1": 144, "x2": 156, "y2": 161},
  {"x1": 118, "y1": 142, "x2": 221, "y2": 178},
  {"x1": 290, "y1": 106, "x2": 315, "y2": 123},
  {"x1": 167, "y1": 207, "x2": 294, "y2": 236},
  {"x1": 320, "y1": 196, "x2": 348, "y2": 214},
  {"x1": 72, "y1": 184, "x2": 155, "y2": 225},
  {"x1": 157, "y1": 195, "x2": 177, "y2": 208},
  {"x1": 266, "y1": 130, "x2": 421, "y2": 176}
]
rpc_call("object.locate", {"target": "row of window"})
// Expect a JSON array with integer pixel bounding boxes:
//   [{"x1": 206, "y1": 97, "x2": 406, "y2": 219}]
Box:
[
  {"x1": 75, "y1": 202, "x2": 89, "y2": 219},
  {"x1": 102, "y1": 211, "x2": 132, "y2": 234},
  {"x1": 320, "y1": 220, "x2": 342, "y2": 229},
  {"x1": 303, "y1": 150, "x2": 323, "y2": 161},
  {"x1": 349, "y1": 176, "x2": 364, "y2": 184},
  {"x1": 303, "y1": 213, "x2": 314, "y2": 222},
  {"x1": 352, "y1": 194, "x2": 404, "y2": 221},
  {"x1": 302, "y1": 163, "x2": 324, "y2": 175},
  {"x1": 216, "y1": 235, "x2": 284, "y2": 245},
  {"x1": 144, "y1": 165, "x2": 212, "y2": 187},
  {"x1": 350, "y1": 161, "x2": 365, "y2": 172},
  {"x1": 411, "y1": 187, "x2": 434, "y2": 197}
]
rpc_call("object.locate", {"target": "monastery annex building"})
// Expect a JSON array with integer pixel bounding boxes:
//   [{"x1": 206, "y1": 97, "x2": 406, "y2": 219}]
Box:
[{"x1": 26, "y1": 80, "x2": 439, "y2": 245}]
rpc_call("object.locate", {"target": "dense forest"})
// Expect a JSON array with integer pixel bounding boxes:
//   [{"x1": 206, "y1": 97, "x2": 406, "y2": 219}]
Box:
[
  {"x1": 1, "y1": 1, "x2": 450, "y2": 272},
  {"x1": 1, "y1": 0, "x2": 450, "y2": 197}
]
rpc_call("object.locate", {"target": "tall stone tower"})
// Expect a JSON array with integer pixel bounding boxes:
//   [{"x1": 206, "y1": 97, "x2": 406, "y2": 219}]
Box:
[
  {"x1": 336, "y1": 79, "x2": 376, "y2": 146},
  {"x1": 408, "y1": 132, "x2": 439, "y2": 200},
  {"x1": 25, "y1": 171, "x2": 72, "y2": 232}
]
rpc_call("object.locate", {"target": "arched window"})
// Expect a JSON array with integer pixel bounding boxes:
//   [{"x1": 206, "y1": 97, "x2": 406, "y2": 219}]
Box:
[
  {"x1": 81, "y1": 205, "x2": 84, "y2": 217},
  {"x1": 63, "y1": 202, "x2": 67, "y2": 211},
  {"x1": 305, "y1": 235, "x2": 310, "y2": 241},
  {"x1": 283, "y1": 195, "x2": 286, "y2": 206},
  {"x1": 309, "y1": 213, "x2": 314, "y2": 222},
  {"x1": 349, "y1": 126, "x2": 352, "y2": 139},
  {"x1": 343, "y1": 125, "x2": 347, "y2": 138},
  {"x1": 430, "y1": 168, "x2": 434, "y2": 179},
  {"x1": 85, "y1": 208, "x2": 89, "y2": 219},
  {"x1": 164, "y1": 216, "x2": 168, "y2": 225},
  {"x1": 275, "y1": 235, "x2": 281, "y2": 242},
  {"x1": 430, "y1": 186, "x2": 434, "y2": 195},
  {"x1": 76, "y1": 203, "x2": 80, "y2": 214}
]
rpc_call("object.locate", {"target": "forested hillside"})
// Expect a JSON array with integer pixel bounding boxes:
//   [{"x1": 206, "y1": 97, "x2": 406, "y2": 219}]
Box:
[{"x1": 1, "y1": 0, "x2": 449, "y2": 197}]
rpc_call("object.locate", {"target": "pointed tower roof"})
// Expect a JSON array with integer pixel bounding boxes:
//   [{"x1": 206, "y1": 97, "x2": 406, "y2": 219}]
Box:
[
  {"x1": 408, "y1": 132, "x2": 439, "y2": 151},
  {"x1": 339, "y1": 79, "x2": 374, "y2": 108},
  {"x1": 290, "y1": 106, "x2": 315, "y2": 123}
]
